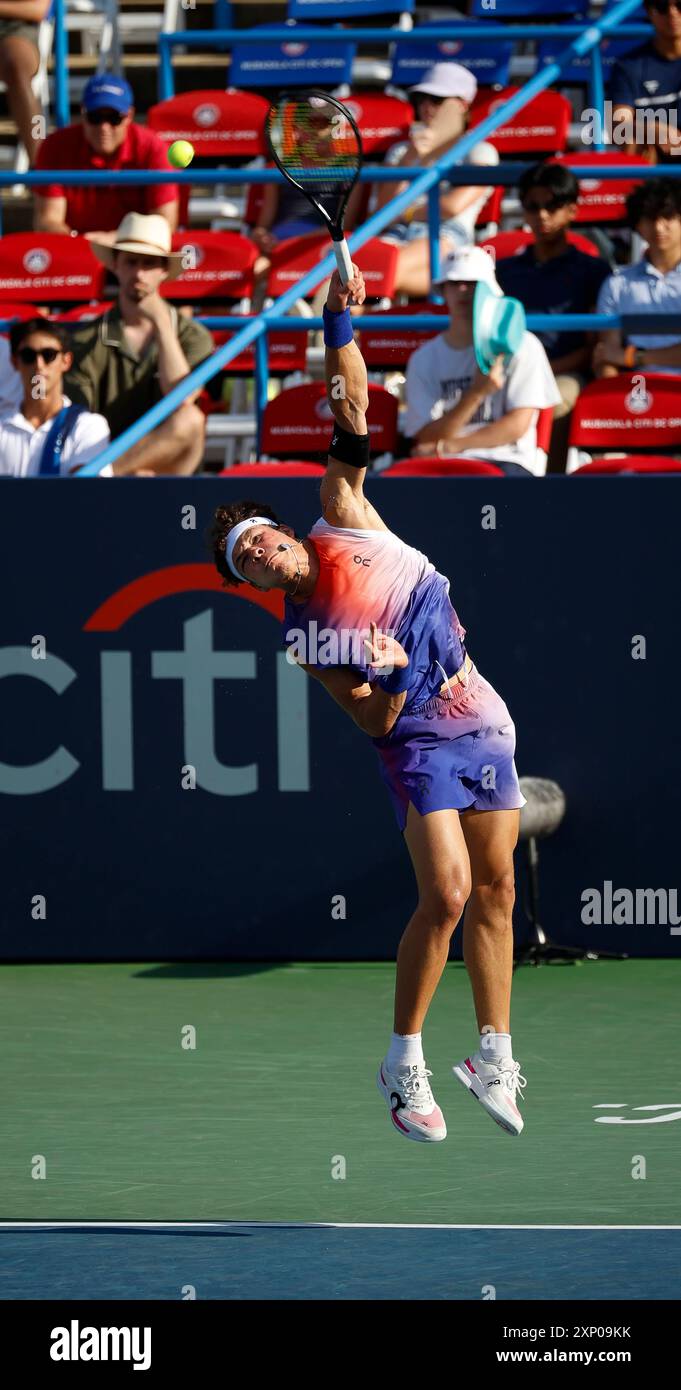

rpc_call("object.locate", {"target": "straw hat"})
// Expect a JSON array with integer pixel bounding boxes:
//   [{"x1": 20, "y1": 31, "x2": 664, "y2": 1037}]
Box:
[{"x1": 90, "y1": 213, "x2": 184, "y2": 280}]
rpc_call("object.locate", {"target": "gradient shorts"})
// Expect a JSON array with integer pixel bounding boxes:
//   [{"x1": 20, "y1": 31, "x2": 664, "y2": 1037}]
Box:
[{"x1": 372, "y1": 666, "x2": 526, "y2": 833}]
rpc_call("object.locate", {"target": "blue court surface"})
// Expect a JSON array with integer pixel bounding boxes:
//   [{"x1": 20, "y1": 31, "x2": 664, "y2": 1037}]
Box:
[{"x1": 0, "y1": 1224, "x2": 679, "y2": 1300}]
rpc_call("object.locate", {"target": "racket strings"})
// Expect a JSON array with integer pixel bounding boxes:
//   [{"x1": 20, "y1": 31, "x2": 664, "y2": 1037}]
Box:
[{"x1": 269, "y1": 99, "x2": 360, "y2": 205}]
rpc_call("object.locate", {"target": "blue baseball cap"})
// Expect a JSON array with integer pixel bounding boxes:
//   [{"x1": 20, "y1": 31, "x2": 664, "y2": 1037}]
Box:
[{"x1": 82, "y1": 74, "x2": 134, "y2": 115}]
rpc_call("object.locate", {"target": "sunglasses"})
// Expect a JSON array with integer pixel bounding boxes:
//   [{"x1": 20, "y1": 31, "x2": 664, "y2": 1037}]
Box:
[
  {"x1": 414, "y1": 93, "x2": 447, "y2": 107},
  {"x1": 84, "y1": 108, "x2": 126, "y2": 127},
  {"x1": 16, "y1": 346, "x2": 62, "y2": 365},
  {"x1": 646, "y1": 0, "x2": 681, "y2": 10},
  {"x1": 522, "y1": 195, "x2": 568, "y2": 213}
]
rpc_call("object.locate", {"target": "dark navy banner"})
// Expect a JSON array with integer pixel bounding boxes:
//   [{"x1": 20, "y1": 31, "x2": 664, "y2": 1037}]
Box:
[
  {"x1": 1, "y1": 478, "x2": 680, "y2": 960},
  {"x1": 230, "y1": 25, "x2": 355, "y2": 89}
]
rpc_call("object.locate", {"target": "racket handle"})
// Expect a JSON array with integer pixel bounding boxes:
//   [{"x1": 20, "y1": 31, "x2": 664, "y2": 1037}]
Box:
[{"x1": 333, "y1": 238, "x2": 354, "y2": 285}]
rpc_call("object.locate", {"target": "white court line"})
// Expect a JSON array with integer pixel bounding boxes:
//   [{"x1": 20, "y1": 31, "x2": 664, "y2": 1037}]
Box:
[{"x1": 0, "y1": 1222, "x2": 680, "y2": 1232}]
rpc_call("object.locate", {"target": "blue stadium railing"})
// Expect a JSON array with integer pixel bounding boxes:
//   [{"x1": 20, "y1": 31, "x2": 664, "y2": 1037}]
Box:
[
  {"x1": 4, "y1": 0, "x2": 673, "y2": 473},
  {"x1": 155, "y1": 20, "x2": 651, "y2": 137}
]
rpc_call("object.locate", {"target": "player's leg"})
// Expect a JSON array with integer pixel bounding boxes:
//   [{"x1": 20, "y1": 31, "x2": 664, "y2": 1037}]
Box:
[
  {"x1": 396, "y1": 804, "x2": 472, "y2": 1032},
  {"x1": 377, "y1": 804, "x2": 471, "y2": 1143},
  {"x1": 452, "y1": 807, "x2": 526, "y2": 1135},
  {"x1": 460, "y1": 807, "x2": 518, "y2": 1034}
]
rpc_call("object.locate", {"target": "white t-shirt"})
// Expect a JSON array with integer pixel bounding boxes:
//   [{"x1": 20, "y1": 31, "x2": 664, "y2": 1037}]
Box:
[
  {"x1": 380, "y1": 137, "x2": 499, "y2": 239},
  {"x1": 0, "y1": 395, "x2": 111, "y2": 476},
  {"x1": 403, "y1": 331, "x2": 562, "y2": 476},
  {"x1": 0, "y1": 335, "x2": 23, "y2": 416}
]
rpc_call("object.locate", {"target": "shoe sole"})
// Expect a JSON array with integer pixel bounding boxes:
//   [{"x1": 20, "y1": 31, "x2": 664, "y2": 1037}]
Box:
[
  {"x1": 376, "y1": 1068, "x2": 447, "y2": 1143},
  {"x1": 452, "y1": 1061, "x2": 523, "y2": 1137}
]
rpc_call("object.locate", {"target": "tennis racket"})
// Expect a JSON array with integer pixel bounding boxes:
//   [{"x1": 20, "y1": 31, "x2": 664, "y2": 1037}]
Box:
[{"x1": 265, "y1": 91, "x2": 363, "y2": 286}]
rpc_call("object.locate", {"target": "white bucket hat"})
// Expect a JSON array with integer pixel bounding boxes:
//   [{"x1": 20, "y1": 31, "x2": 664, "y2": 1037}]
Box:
[
  {"x1": 90, "y1": 213, "x2": 184, "y2": 280},
  {"x1": 410, "y1": 62, "x2": 478, "y2": 106},
  {"x1": 433, "y1": 245, "x2": 503, "y2": 296}
]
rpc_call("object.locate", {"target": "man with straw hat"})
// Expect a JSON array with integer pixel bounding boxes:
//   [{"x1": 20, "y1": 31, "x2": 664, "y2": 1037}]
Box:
[{"x1": 65, "y1": 214, "x2": 213, "y2": 476}]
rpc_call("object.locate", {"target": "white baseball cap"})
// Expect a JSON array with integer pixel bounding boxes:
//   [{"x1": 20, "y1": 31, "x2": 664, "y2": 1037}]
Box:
[
  {"x1": 433, "y1": 245, "x2": 503, "y2": 297},
  {"x1": 410, "y1": 62, "x2": 478, "y2": 106}
]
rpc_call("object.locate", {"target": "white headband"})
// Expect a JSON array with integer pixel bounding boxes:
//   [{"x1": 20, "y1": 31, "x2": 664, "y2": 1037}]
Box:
[{"x1": 225, "y1": 516, "x2": 278, "y2": 582}]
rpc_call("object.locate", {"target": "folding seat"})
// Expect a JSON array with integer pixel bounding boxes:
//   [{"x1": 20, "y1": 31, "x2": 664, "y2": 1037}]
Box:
[
  {"x1": 566, "y1": 375, "x2": 681, "y2": 473},
  {"x1": 258, "y1": 380, "x2": 398, "y2": 462},
  {"x1": 469, "y1": 88, "x2": 572, "y2": 157},
  {"x1": 0, "y1": 233, "x2": 105, "y2": 308},
  {"x1": 146, "y1": 89, "x2": 270, "y2": 225},
  {"x1": 266, "y1": 232, "x2": 400, "y2": 304}
]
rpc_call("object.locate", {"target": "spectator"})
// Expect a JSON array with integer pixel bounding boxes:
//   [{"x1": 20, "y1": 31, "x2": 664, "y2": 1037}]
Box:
[
  {"x1": 609, "y1": 0, "x2": 681, "y2": 162},
  {"x1": 0, "y1": 1, "x2": 50, "y2": 165},
  {"x1": 33, "y1": 74, "x2": 179, "y2": 243},
  {"x1": 593, "y1": 177, "x2": 681, "y2": 377},
  {"x1": 65, "y1": 214, "x2": 213, "y2": 476},
  {"x1": 0, "y1": 318, "x2": 110, "y2": 476},
  {"x1": 496, "y1": 163, "x2": 610, "y2": 471},
  {"x1": 403, "y1": 247, "x2": 561, "y2": 477},
  {"x1": 373, "y1": 63, "x2": 499, "y2": 298}
]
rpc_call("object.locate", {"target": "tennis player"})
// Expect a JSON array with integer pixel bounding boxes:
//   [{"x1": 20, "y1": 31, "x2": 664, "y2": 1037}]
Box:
[{"x1": 210, "y1": 266, "x2": 527, "y2": 1143}]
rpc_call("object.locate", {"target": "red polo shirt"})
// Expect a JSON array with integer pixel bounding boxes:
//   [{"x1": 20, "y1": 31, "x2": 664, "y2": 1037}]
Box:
[{"x1": 34, "y1": 123, "x2": 179, "y2": 233}]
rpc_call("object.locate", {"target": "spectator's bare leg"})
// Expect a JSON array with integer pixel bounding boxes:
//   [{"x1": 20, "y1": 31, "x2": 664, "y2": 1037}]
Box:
[
  {"x1": 113, "y1": 404, "x2": 206, "y2": 476},
  {"x1": 394, "y1": 236, "x2": 458, "y2": 299},
  {"x1": 0, "y1": 38, "x2": 42, "y2": 164}
]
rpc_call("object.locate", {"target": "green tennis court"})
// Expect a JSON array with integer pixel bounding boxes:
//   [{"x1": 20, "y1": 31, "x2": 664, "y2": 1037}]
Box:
[{"x1": 2, "y1": 960, "x2": 678, "y2": 1228}]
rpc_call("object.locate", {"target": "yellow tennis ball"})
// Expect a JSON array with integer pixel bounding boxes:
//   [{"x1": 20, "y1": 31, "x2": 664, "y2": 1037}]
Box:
[{"x1": 168, "y1": 140, "x2": 195, "y2": 169}]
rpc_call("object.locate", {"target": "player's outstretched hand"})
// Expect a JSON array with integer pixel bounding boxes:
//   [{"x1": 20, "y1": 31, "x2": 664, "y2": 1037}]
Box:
[
  {"x1": 363, "y1": 620, "x2": 408, "y2": 672},
  {"x1": 327, "y1": 266, "x2": 366, "y2": 312}
]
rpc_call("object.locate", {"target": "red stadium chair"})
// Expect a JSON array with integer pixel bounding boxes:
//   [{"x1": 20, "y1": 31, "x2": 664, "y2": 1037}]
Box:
[
  {"x1": 550, "y1": 152, "x2": 649, "y2": 224},
  {"x1": 218, "y1": 462, "x2": 325, "y2": 476},
  {"x1": 480, "y1": 230, "x2": 603, "y2": 260},
  {"x1": 359, "y1": 301, "x2": 448, "y2": 369},
  {"x1": 566, "y1": 375, "x2": 681, "y2": 472},
  {"x1": 382, "y1": 457, "x2": 506, "y2": 476},
  {"x1": 572, "y1": 456, "x2": 681, "y2": 474},
  {"x1": 536, "y1": 404, "x2": 554, "y2": 457},
  {"x1": 0, "y1": 233, "x2": 106, "y2": 305},
  {"x1": 476, "y1": 186, "x2": 504, "y2": 232},
  {"x1": 147, "y1": 90, "x2": 269, "y2": 159},
  {"x1": 267, "y1": 233, "x2": 399, "y2": 302},
  {"x1": 0, "y1": 301, "x2": 44, "y2": 330},
  {"x1": 161, "y1": 231, "x2": 258, "y2": 304},
  {"x1": 260, "y1": 382, "x2": 398, "y2": 459},
  {"x1": 339, "y1": 94, "x2": 414, "y2": 156},
  {"x1": 469, "y1": 88, "x2": 571, "y2": 155}
]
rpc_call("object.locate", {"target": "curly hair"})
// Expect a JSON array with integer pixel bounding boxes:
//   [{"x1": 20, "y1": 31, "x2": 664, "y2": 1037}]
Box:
[
  {"x1": 207, "y1": 500, "x2": 284, "y2": 587},
  {"x1": 627, "y1": 177, "x2": 681, "y2": 230}
]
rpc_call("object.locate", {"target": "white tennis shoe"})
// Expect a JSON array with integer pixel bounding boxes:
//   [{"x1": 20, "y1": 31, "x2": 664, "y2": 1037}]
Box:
[
  {"x1": 452, "y1": 1051, "x2": 526, "y2": 1136},
  {"x1": 377, "y1": 1059, "x2": 447, "y2": 1142}
]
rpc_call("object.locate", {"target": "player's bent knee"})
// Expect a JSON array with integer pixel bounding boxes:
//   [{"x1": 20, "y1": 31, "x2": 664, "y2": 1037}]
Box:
[
  {"x1": 417, "y1": 882, "x2": 471, "y2": 932},
  {"x1": 475, "y1": 871, "x2": 516, "y2": 919}
]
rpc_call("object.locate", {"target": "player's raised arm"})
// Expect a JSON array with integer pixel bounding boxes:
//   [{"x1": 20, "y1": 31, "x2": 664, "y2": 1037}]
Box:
[
  {"x1": 321, "y1": 266, "x2": 390, "y2": 532},
  {"x1": 321, "y1": 266, "x2": 370, "y2": 511}
]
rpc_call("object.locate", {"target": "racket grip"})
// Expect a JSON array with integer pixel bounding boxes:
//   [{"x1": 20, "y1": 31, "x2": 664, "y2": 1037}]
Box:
[{"x1": 333, "y1": 238, "x2": 354, "y2": 285}]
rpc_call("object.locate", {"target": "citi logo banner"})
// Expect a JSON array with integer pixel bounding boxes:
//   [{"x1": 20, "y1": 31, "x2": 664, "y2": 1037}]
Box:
[
  {"x1": 50, "y1": 1319, "x2": 151, "y2": 1370},
  {"x1": 0, "y1": 564, "x2": 310, "y2": 797}
]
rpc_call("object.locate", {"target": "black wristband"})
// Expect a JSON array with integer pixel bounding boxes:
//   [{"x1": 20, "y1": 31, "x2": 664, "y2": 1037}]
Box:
[{"x1": 329, "y1": 423, "x2": 370, "y2": 470}]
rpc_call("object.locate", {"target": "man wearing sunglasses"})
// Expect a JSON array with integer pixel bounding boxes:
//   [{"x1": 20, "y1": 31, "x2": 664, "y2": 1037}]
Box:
[
  {"x1": 609, "y1": 0, "x2": 681, "y2": 162},
  {"x1": 0, "y1": 319, "x2": 110, "y2": 476},
  {"x1": 495, "y1": 163, "x2": 610, "y2": 471},
  {"x1": 33, "y1": 74, "x2": 179, "y2": 244}
]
